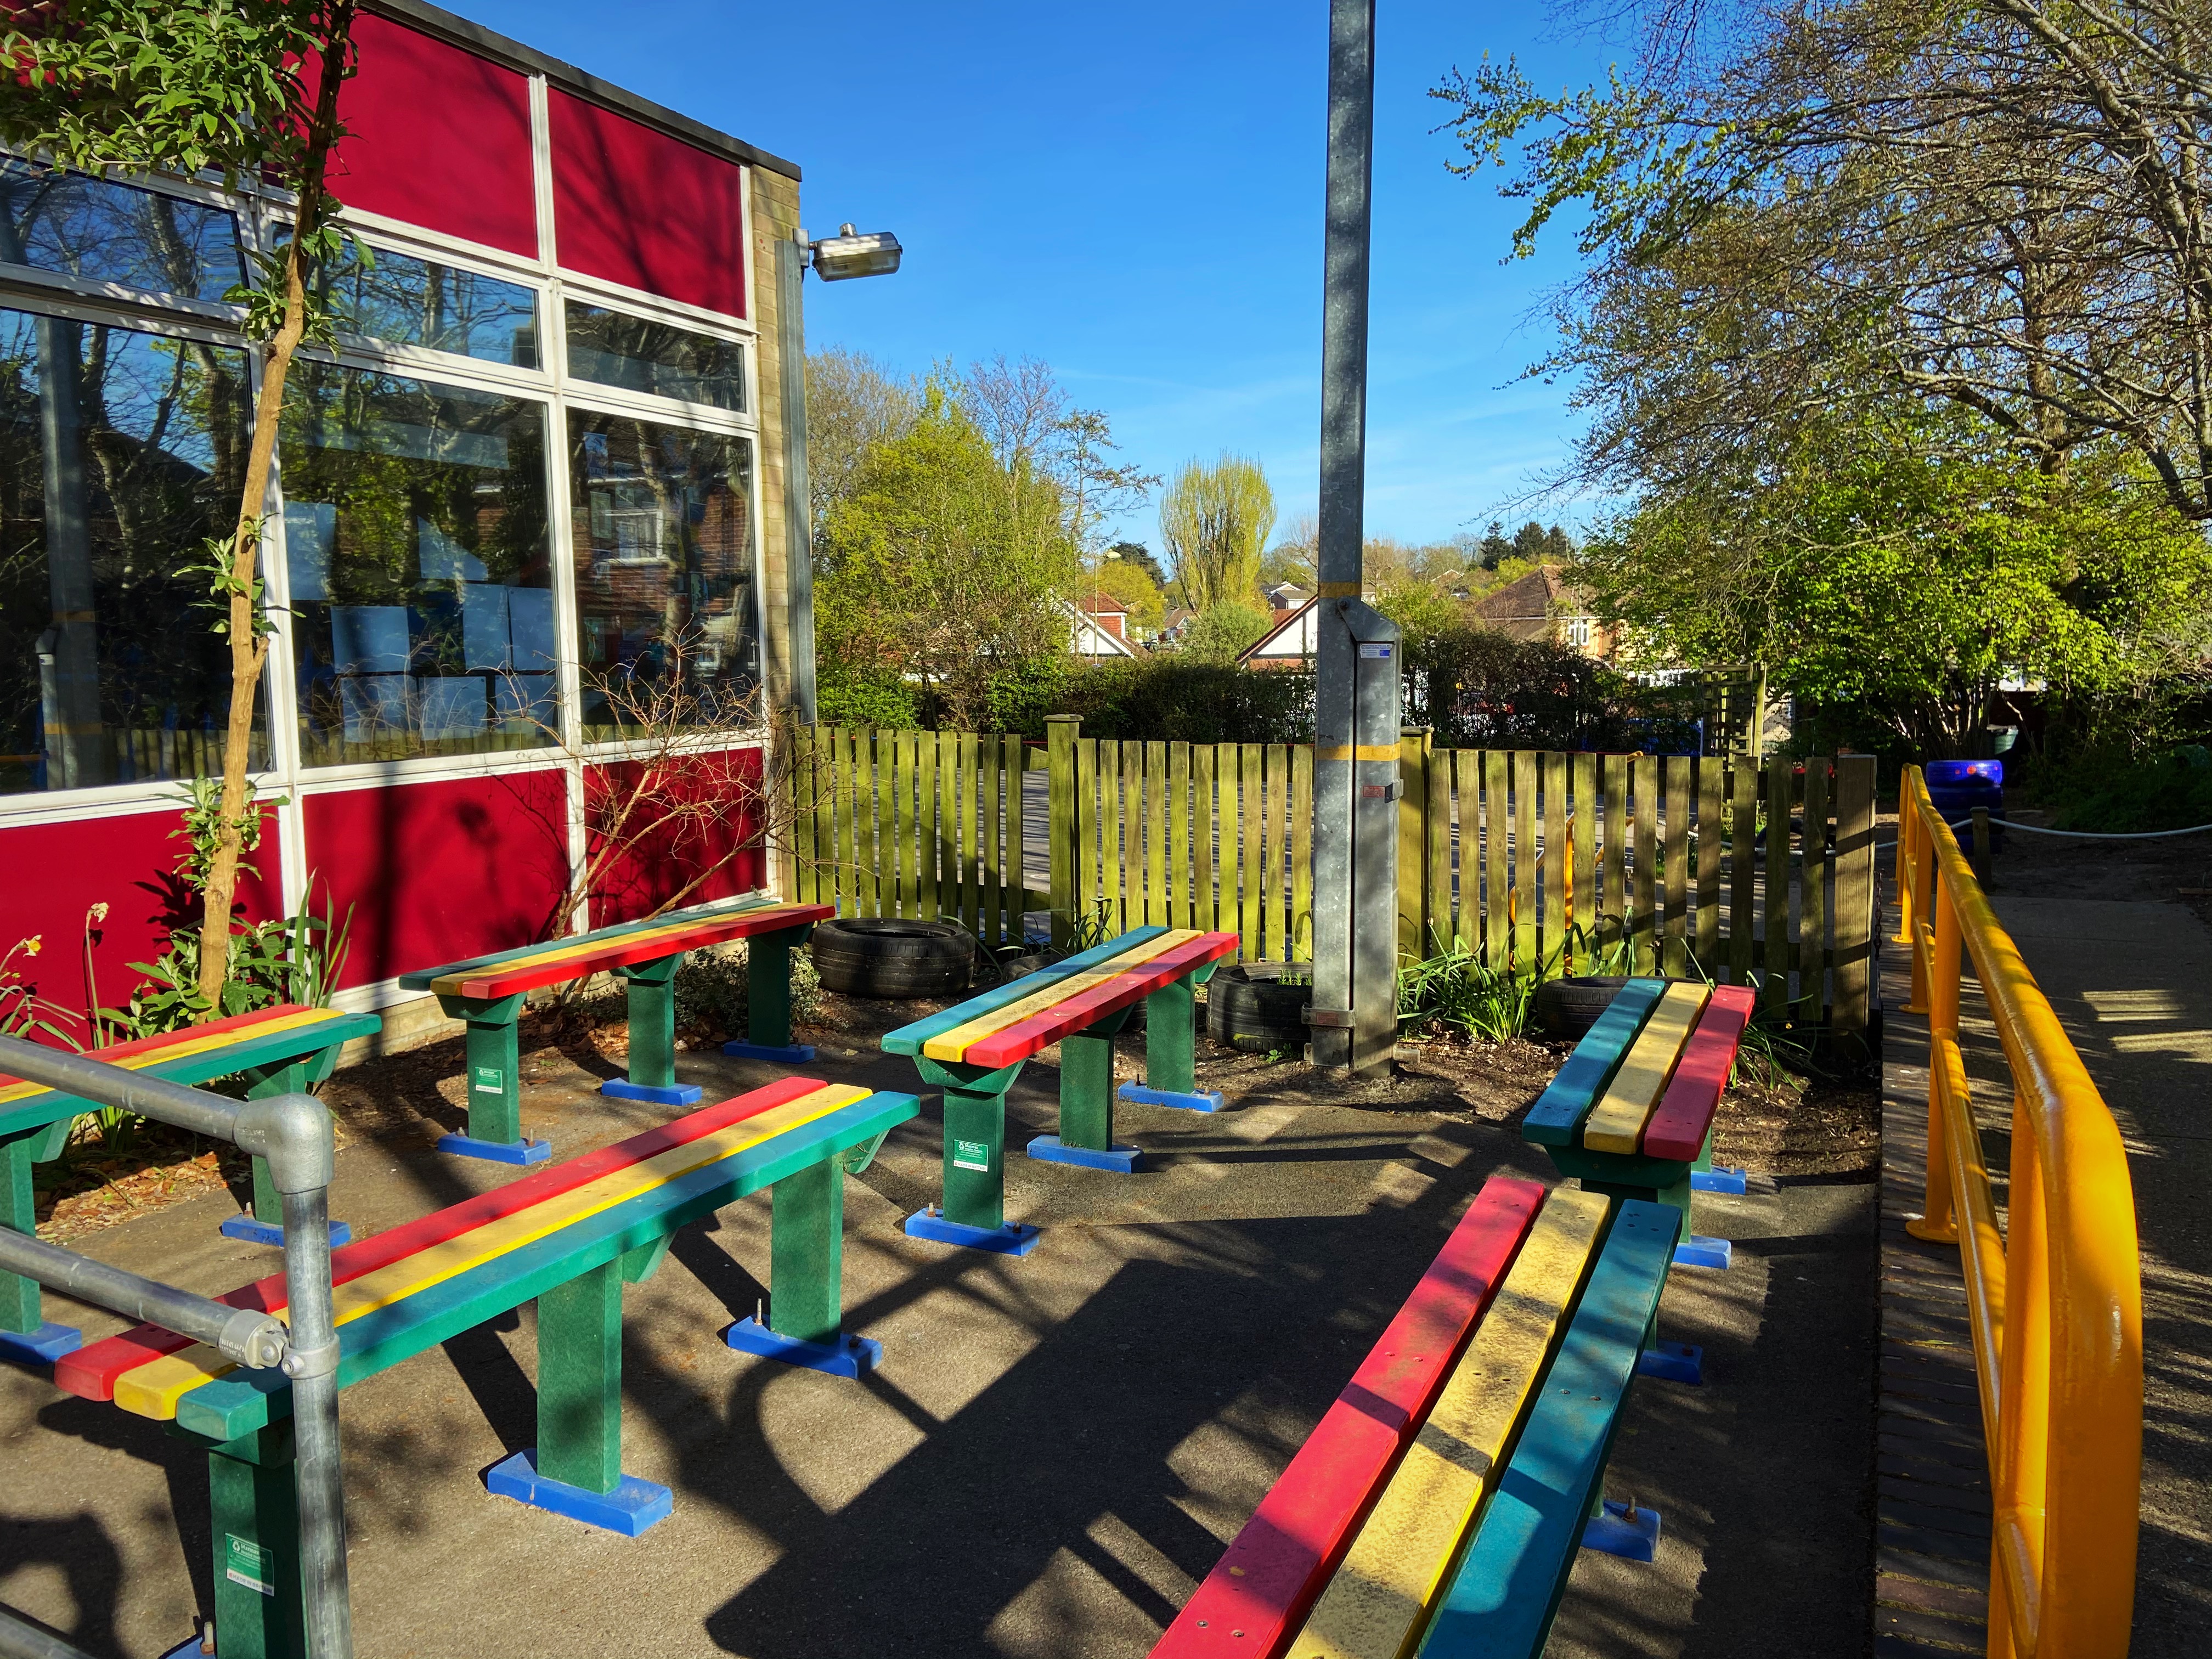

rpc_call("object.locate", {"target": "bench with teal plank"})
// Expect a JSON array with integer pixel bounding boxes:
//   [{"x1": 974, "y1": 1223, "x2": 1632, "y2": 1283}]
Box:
[
  {"x1": 398, "y1": 898, "x2": 833, "y2": 1164},
  {"x1": 52, "y1": 1074, "x2": 913, "y2": 1657},
  {"x1": 0, "y1": 1003, "x2": 380, "y2": 1363},
  {"x1": 1522, "y1": 976, "x2": 1756, "y2": 1272},
  {"x1": 883, "y1": 924, "x2": 1240, "y2": 1254},
  {"x1": 1150, "y1": 1177, "x2": 1686, "y2": 1659}
]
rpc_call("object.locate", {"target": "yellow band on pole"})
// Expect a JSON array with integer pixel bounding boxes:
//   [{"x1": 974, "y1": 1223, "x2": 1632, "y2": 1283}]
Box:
[
  {"x1": 1313, "y1": 746, "x2": 1402, "y2": 763},
  {"x1": 1316, "y1": 582, "x2": 1361, "y2": 597}
]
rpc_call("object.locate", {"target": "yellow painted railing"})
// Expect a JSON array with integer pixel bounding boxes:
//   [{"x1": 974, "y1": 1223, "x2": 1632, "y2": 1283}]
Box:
[{"x1": 1893, "y1": 767, "x2": 2143, "y2": 1658}]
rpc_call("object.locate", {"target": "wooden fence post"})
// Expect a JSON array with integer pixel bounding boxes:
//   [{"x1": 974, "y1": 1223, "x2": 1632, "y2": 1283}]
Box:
[
  {"x1": 1047, "y1": 715, "x2": 1079, "y2": 950},
  {"x1": 1398, "y1": 727, "x2": 1430, "y2": 963},
  {"x1": 1831, "y1": 754, "x2": 1878, "y2": 1033}
]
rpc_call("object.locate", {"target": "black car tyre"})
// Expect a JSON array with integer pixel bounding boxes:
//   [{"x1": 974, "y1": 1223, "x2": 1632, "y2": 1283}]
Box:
[
  {"x1": 1206, "y1": 962, "x2": 1312, "y2": 1054},
  {"x1": 1532, "y1": 975, "x2": 1632, "y2": 1040},
  {"x1": 808, "y1": 918, "x2": 974, "y2": 1000}
]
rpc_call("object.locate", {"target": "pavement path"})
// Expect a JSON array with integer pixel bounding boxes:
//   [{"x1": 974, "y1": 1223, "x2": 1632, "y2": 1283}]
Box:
[{"x1": 0, "y1": 1019, "x2": 1878, "y2": 1657}]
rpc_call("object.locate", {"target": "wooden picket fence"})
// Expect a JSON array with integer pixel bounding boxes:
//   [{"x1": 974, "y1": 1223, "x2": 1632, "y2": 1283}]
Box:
[{"x1": 781, "y1": 719, "x2": 1879, "y2": 1030}]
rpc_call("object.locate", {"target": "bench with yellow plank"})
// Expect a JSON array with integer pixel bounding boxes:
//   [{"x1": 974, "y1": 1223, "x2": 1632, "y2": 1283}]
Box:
[
  {"x1": 52, "y1": 1074, "x2": 914, "y2": 1654},
  {"x1": 0, "y1": 1003, "x2": 379, "y2": 1364},
  {"x1": 397, "y1": 897, "x2": 833, "y2": 1165},
  {"x1": 1151, "y1": 1175, "x2": 1686, "y2": 1659},
  {"x1": 883, "y1": 924, "x2": 1241, "y2": 1254},
  {"x1": 1522, "y1": 975, "x2": 1757, "y2": 1273}
]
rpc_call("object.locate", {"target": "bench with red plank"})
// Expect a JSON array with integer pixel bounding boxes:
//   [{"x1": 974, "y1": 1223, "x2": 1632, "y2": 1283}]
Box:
[
  {"x1": 883, "y1": 924, "x2": 1240, "y2": 1254},
  {"x1": 398, "y1": 898, "x2": 833, "y2": 1164},
  {"x1": 1, "y1": 1003, "x2": 380, "y2": 1365},
  {"x1": 53, "y1": 1072, "x2": 916, "y2": 1658},
  {"x1": 1152, "y1": 1175, "x2": 1686, "y2": 1659}
]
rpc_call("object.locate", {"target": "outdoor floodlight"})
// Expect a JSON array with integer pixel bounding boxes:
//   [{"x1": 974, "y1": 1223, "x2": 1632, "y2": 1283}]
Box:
[{"x1": 810, "y1": 222, "x2": 903, "y2": 281}]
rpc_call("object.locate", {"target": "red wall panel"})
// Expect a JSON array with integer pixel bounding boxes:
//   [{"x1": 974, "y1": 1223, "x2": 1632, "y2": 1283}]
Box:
[
  {"x1": 304, "y1": 772, "x2": 571, "y2": 990},
  {"x1": 327, "y1": 14, "x2": 538, "y2": 258},
  {"x1": 550, "y1": 89, "x2": 748, "y2": 318},
  {"x1": 586, "y1": 748, "x2": 765, "y2": 927},
  {"x1": 0, "y1": 804, "x2": 281, "y2": 1046}
]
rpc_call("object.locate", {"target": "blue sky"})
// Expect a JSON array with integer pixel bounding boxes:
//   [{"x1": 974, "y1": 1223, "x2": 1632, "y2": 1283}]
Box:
[{"x1": 460, "y1": 2, "x2": 1620, "y2": 548}]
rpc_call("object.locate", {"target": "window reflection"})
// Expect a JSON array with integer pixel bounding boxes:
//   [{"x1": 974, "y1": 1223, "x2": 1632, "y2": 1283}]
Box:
[
  {"x1": 569, "y1": 413, "x2": 757, "y2": 738},
  {"x1": 0, "y1": 307, "x2": 258, "y2": 794},
  {"x1": 565, "y1": 302, "x2": 744, "y2": 411},
  {"x1": 0, "y1": 161, "x2": 244, "y2": 303},
  {"x1": 280, "y1": 363, "x2": 554, "y2": 765},
  {"x1": 314, "y1": 239, "x2": 538, "y2": 366}
]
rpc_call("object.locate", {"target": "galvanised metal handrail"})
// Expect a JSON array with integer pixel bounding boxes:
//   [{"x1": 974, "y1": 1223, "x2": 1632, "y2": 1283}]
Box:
[
  {"x1": 0, "y1": 1036, "x2": 353, "y2": 1659},
  {"x1": 1892, "y1": 767, "x2": 2142, "y2": 1658}
]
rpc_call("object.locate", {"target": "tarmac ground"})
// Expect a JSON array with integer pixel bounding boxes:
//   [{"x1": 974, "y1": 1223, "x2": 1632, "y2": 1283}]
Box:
[{"x1": 0, "y1": 1017, "x2": 1880, "y2": 1658}]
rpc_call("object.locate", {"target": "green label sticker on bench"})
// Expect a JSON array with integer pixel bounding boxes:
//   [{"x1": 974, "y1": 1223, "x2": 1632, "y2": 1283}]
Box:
[
  {"x1": 226, "y1": 1534, "x2": 275, "y2": 1596},
  {"x1": 473, "y1": 1066, "x2": 504, "y2": 1095},
  {"x1": 953, "y1": 1139, "x2": 990, "y2": 1171}
]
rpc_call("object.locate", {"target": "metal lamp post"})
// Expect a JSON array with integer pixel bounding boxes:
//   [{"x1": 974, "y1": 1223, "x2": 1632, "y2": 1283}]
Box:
[
  {"x1": 1309, "y1": 0, "x2": 1401, "y2": 1074},
  {"x1": 777, "y1": 222, "x2": 904, "y2": 725}
]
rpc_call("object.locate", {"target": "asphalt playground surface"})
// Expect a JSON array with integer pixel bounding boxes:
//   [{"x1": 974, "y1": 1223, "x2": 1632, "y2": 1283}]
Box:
[{"x1": 0, "y1": 1015, "x2": 1881, "y2": 1657}]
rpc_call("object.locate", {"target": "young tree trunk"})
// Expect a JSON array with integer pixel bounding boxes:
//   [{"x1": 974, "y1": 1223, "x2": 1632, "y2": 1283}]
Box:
[{"x1": 194, "y1": 13, "x2": 354, "y2": 1014}]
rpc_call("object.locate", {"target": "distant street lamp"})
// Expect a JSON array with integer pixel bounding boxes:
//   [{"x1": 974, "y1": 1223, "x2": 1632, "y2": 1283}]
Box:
[{"x1": 779, "y1": 221, "x2": 903, "y2": 723}]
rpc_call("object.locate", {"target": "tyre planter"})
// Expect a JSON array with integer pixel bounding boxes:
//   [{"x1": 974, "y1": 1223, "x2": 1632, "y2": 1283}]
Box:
[
  {"x1": 1207, "y1": 962, "x2": 1312, "y2": 1054},
  {"x1": 808, "y1": 918, "x2": 974, "y2": 1000},
  {"x1": 1532, "y1": 975, "x2": 1632, "y2": 1041}
]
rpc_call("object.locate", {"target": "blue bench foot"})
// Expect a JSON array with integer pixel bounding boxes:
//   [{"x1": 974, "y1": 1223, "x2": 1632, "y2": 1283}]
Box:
[
  {"x1": 1582, "y1": 1498, "x2": 1662, "y2": 1561},
  {"x1": 160, "y1": 1631, "x2": 213, "y2": 1658},
  {"x1": 724, "y1": 1317, "x2": 882, "y2": 1378},
  {"x1": 721, "y1": 1040, "x2": 815, "y2": 1064},
  {"x1": 1116, "y1": 1082, "x2": 1226, "y2": 1113},
  {"x1": 437, "y1": 1132, "x2": 552, "y2": 1166},
  {"x1": 1635, "y1": 1340, "x2": 1705, "y2": 1385},
  {"x1": 1672, "y1": 1235, "x2": 1733, "y2": 1269},
  {"x1": 1690, "y1": 1166, "x2": 1748, "y2": 1194},
  {"x1": 600, "y1": 1078, "x2": 703, "y2": 1107},
  {"x1": 1026, "y1": 1135, "x2": 1143, "y2": 1173},
  {"x1": 484, "y1": 1448, "x2": 672, "y2": 1536},
  {"x1": 903, "y1": 1207, "x2": 1041, "y2": 1255},
  {"x1": 219, "y1": 1215, "x2": 352, "y2": 1249},
  {"x1": 0, "y1": 1322, "x2": 82, "y2": 1367}
]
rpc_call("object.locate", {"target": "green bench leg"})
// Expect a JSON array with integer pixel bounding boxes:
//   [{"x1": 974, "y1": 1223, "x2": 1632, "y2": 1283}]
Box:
[
  {"x1": 205, "y1": 1422, "x2": 311, "y2": 1659},
  {"x1": 1058, "y1": 1032, "x2": 1117, "y2": 1152},
  {"x1": 1120, "y1": 966, "x2": 1226, "y2": 1113},
  {"x1": 432, "y1": 992, "x2": 546, "y2": 1164},
  {"x1": 222, "y1": 1058, "x2": 353, "y2": 1249},
  {"x1": 724, "y1": 1155, "x2": 883, "y2": 1375},
  {"x1": 903, "y1": 1054, "x2": 1039, "y2": 1253},
  {"x1": 487, "y1": 1254, "x2": 673, "y2": 1534},
  {"x1": 607, "y1": 952, "x2": 701, "y2": 1107},
  {"x1": 1035, "y1": 1003, "x2": 1141, "y2": 1173},
  {"x1": 0, "y1": 1125, "x2": 81, "y2": 1365},
  {"x1": 769, "y1": 1159, "x2": 843, "y2": 1346},
  {"x1": 723, "y1": 925, "x2": 818, "y2": 1063}
]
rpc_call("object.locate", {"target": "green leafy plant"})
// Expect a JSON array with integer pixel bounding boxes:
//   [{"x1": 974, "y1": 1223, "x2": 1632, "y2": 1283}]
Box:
[
  {"x1": 1398, "y1": 939, "x2": 1539, "y2": 1043},
  {"x1": 103, "y1": 885, "x2": 354, "y2": 1043},
  {"x1": 1, "y1": 935, "x2": 81, "y2": 1046},
  {"x1": 672, "y1": 943, "x2": 823, "y2": 1041}
]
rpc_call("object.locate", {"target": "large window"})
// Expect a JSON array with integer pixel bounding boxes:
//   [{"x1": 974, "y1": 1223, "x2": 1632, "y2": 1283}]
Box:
[
  {"x1": 565, "y1": 301, "x2": 743, "y2": 411},
  {"x1": 0, "y1": 308, "x2": 259, "y2": 794},
  {"x1": 314, "y1": 239, "x2": 539, "y2": 366},
  {"x1": 568, "y1": 413, "x2": 757, "y2": 738},
  {"x1": 280, "y1": 363, "x2": 553, "y2": 766},
  {"x1": 0, "y1": 161, "x2": 244, "y2": 303}
]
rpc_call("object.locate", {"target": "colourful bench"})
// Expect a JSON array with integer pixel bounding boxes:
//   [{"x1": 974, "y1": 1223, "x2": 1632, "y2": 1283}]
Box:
[
  {"x1": 398, "y1": 898, "x2": 834, "y2": 1164},
  {"x1": 0, "y1": 1004, "x2": 380, "y2": 1362},
  {"x1": 883, "y1": 925, "x2": 1240, "y2": 1254},
  {"x1": 1152, "y1": 1176, "x2": 1684, "y2": 1659},
  {"x1": 1521, "y1": 977, "x2": 1756, "y2": 1282},
  {"x1": 54, "y1": 1074, "x2": 913, "y2": 1656}
]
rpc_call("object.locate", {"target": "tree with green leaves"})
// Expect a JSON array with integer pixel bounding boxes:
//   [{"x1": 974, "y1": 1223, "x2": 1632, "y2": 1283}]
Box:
[
  {"x1": 1089, "y1": 554, "x2": 1165, "y2": 636},
  {"x1": 1578, "y1": 413, "x2": 2211, "y2": 754},
  {"x1": 1160, "y1": 454, "x2": 1276, "y2": 614},
  {"x1": 1179, "y1": 601, "x2": 1272, "y2": 664},
  {"x1": 814, "y1": 387, "x2": 1080, "y2": 729},
  {"x1": 2, "y1": 0, "x2": 360, "y2": 1013}
]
